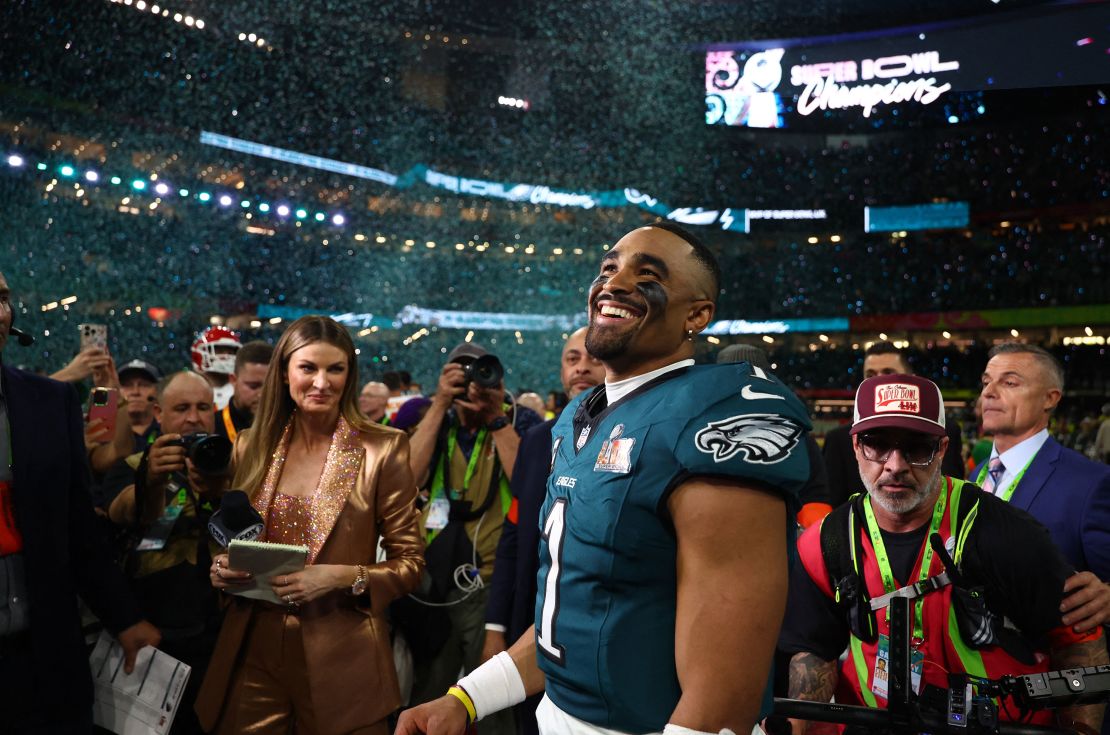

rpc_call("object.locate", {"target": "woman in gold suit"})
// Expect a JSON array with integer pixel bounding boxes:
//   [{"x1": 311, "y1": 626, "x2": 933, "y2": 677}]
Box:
[{"x1": 196, "y1": 315, "x2": 424, "y2": 734}]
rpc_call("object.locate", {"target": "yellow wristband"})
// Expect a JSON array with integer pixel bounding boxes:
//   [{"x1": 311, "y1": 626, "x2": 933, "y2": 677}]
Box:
[{"x1": 446, "y1": 685, "x2": 476, "y2": 724}]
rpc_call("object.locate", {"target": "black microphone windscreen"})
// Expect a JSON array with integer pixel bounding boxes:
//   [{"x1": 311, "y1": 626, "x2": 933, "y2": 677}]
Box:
[{"x1": 220, "y1": 490, "x2": 262, "y2": 530}]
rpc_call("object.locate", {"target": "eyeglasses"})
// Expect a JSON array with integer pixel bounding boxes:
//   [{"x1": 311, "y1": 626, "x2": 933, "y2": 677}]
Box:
[{"x1": 858, "y1": 433, "x2": 941, "y2": 467}]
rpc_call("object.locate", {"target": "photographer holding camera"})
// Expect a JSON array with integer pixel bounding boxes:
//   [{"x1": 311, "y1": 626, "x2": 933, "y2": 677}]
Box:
[
  {"x1": 106, "y1": 370, "x2": 231, "y2": 735},
  {"x1": 404, "y1": 343, "x2": 542, "y2": 735}
]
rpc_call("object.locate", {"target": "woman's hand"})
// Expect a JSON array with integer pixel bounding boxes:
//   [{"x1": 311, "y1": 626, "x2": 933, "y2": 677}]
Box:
[
  {"x1": 271, "y1": 564, "x2": 351, "y2": 605},
  {"x1": 209, "y1": 553, "x2": 252, "y2": 590}
]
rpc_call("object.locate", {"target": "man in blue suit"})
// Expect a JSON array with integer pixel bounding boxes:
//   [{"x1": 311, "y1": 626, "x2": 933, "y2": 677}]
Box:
[
  {"x1": 976, "y1": 343, "x2": 1110, "y2": 635},
  {"x1": 481, "y1": 327, "x2": 605, "y2": 735},
  {"x1": 0, "y1": 271, "x2": 160, "y2": 733}
]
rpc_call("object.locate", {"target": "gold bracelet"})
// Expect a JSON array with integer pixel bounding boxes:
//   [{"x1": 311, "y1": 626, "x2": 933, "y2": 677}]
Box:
[{"x1": 446, "y1": 685, "x2": 476, "y2": 724}]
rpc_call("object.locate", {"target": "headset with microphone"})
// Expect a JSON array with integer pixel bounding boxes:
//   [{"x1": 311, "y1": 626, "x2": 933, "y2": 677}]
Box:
[{"x1": 6, "y1": 309, "x2": 34, "y2": 347}]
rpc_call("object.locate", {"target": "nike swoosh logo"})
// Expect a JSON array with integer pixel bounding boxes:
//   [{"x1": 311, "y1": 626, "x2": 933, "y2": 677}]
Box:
[{"x1": 741, "y1": 385, "x2": 785, "y2": 401}]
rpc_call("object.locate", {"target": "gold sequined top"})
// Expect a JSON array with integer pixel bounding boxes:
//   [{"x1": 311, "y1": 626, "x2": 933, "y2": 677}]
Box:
[{"x1": 266, "y1": 492, "x2": 315, "y2": 548}]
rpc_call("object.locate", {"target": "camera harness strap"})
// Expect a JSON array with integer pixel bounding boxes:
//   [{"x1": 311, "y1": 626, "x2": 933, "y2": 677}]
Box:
[
  {"x1": 862, "y1": 484, "x2": 949, "y2": 644},
  {"x1": 840, "y1": 477, "x2": 987, "y2": 707}
]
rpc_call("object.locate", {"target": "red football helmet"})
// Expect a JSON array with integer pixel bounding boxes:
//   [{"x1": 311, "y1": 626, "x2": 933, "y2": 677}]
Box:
[{"x1": 191, "y1": 326, "x2": 241, "y2": 375}]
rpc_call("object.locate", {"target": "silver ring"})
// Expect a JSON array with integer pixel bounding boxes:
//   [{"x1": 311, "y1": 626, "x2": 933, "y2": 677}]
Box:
[
  {"x1": 215, "y1": 558, "x2": 223, "y2": 569},
  {"x1": 284, "y1": 594, "x2": 292, "y2": 604}
]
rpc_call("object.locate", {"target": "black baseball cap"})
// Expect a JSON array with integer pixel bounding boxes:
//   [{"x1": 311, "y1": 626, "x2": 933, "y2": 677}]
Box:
[{"x1": 117, "y1": 358, "x2": 162, "y2": 383}]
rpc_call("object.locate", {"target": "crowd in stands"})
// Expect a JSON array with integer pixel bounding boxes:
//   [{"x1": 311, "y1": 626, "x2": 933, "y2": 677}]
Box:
[{"x1": 1, "y1": 162, "x2": 1106, "y2": 391}]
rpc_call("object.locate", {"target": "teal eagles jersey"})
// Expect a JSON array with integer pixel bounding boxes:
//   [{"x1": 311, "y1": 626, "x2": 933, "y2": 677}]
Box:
[{"x1": 534, "y1": 362, "x2": 811, "y2": 733}]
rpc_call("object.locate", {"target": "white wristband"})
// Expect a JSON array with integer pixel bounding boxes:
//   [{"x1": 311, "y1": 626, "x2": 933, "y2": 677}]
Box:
[{"x1": 456, "y1": 651, "x2": 527, "y2": 721}]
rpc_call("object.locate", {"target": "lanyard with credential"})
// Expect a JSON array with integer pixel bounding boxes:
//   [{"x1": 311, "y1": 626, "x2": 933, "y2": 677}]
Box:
[
  {"x1": 862, "y1": 480, "x2": 948, "y2": 642},
  {"x1": 221, "y1": 405, "x2": 237, "y2": 442},
  {"x1": 436, "y1": 425, "x2": 488, "y2": 500},
  {"x1": 976, "y1": 455, "x2": 1035, "y2": 503}
]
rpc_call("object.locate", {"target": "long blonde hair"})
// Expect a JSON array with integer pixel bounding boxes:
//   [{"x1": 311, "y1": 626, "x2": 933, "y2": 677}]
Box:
[{"x1": 233, "y1": 315, "x2": 381, "y2": 496}]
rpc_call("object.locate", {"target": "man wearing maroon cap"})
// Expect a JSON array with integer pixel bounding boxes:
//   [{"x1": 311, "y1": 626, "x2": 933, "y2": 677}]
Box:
[{"x1": 778, "y1": 374, "x2": 1107, "y2": 734}]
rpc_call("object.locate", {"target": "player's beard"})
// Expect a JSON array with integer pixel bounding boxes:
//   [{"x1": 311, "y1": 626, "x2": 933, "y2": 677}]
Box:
[
  {"x1": 861, "y1": 463, "x2": 941, "y2": 517},
  {"x1": 584, "y1": 318, "x2": 636, "y2": 361}
]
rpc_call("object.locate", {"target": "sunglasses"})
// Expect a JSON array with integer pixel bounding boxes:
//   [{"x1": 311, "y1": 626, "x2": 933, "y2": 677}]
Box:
[{"x1": 858, "y1": 433, "x2": 941, "y2": 467}]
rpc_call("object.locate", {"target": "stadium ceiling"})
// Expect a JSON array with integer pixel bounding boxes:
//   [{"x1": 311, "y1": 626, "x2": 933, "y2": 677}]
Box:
[{"x1": 95, "y1": 0, "x2": 1060, "y2": 45}]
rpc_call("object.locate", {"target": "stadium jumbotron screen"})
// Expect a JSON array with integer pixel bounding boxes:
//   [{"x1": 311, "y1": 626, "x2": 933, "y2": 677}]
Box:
[{"x1": 705, "y1": 2, "x2": 1109, "y2": 130}]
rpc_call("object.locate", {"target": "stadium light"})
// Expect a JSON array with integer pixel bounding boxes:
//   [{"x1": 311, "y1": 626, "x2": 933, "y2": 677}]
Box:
[
  {"x1": 131, "y1": 179, "x2": 146, "y2": 190},
  {"x1": 7, "y1": 154, "x2": 24, "y2": 167},
  {"x1": 240, "y1": 200, "x2": 251, "y2": 208},
  {"x1": 179, "y1": 188, "x2": 189, "y2": 197},
  {"x1": 110, "y1": 175, "x2": 122, "y2": 184},
  {"x1": 36, "y1": 163, "x2": 47, "y2": 171},
  {"x1": 276, "y1": 204, "x2": 291, "y2": 217},
  {"x1": 218, "y1": 194, "x2": 233, "y2": 206},
  {"x1": 314, "y1": 212, "x2": 325, "y2": 222},
  {"x1": 60, "y1": 165, "x2": 75, "y2": 177},
  {"x1": 258, "y1": 203, "x2": 270, "y2": 213},
  {"x1": 154, "y1": 182, "x2": 170, "y2": 195},
  {"x1": 198, "y1": 192, "x2": 211, "y2": 202},
  {"x1": 331, "y1": 214, "x2": 345, "y2": 226},
  {"x1": 295, "y1": 208, "x2": 307, "y2": 219}
]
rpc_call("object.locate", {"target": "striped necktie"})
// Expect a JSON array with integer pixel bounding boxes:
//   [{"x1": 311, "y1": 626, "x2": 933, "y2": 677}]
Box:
[{"x1": 983, "y1": 456, "x2": 1005, "y2": 495}]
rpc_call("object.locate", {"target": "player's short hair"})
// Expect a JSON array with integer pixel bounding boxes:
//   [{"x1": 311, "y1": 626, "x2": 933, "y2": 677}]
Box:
[
  {"x1": 646, "y1": 220, "x2": 721, "y2": 304},
  {"x1": 988, "y1": 343, "x2": 1064, "y2": 391},
  {"x1": 864, "y1": 341, "x2": 911, "y2": 373},
  {"x1": 235, "y1": 340, "x2": 274, "y2": 373}
]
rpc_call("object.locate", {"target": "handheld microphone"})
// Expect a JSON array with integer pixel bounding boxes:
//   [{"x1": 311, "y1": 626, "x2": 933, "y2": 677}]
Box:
[
  {"x1": 8, "y1": 326, "x2": 34, "y2": 347},
  {"x1": 208, "y1": 489, "x2": 264, "y2": 547}
]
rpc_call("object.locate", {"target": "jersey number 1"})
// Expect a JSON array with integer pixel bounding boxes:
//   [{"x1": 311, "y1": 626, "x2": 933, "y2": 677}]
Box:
[{"x1": 537, "y1": 498, "x2": 567, "y2": 665}]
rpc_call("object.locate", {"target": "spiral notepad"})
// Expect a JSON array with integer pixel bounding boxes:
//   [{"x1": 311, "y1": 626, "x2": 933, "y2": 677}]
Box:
[{"x1": 227, "y1": 539, "x2": 309, "y2": 605}]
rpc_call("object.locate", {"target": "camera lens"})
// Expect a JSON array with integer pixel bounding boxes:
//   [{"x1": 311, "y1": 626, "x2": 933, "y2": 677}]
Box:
[
  {"x1": 471, "y1": 355, "x2": 503, "y2": 389},
  {"x1": 188, "y1": 434, "x2": 233, "y2": 475}
]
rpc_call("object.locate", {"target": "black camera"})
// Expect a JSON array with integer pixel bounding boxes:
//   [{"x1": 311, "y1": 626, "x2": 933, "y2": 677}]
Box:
[
  {"x1": 170, "y1": 433, "x2": 233, "y2": 475},
  {"x1": 460, "y1": 354, "x2": 504, "y2": 389}
]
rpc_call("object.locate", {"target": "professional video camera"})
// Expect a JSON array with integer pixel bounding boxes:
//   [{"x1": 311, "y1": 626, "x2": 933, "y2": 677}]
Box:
[
  {"x1": 169, "y1": 432, "x2": 233, "y2": 475},
  {"x1": 770, "y1": 596, "x2": 1110, "y2": 735}
]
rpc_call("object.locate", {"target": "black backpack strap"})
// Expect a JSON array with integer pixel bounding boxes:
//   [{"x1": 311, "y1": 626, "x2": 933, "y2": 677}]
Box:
[{"x1": 819, "y1": 493, "x2": 879, "y2": 642}]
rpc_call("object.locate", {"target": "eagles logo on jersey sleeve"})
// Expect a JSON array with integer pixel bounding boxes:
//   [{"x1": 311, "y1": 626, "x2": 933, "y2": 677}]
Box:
[{"x1": 675, "y1": 362, "x2": 811, "y2": 500}]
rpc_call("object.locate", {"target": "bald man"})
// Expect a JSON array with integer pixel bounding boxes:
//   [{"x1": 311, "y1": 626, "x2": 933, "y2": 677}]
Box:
[{"x1": 359, "y1": 381, "x2": 391, "y2": 424}]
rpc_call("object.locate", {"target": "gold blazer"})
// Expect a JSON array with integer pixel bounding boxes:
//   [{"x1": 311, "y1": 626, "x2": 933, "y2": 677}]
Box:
[{"x1": 195, "y1": 425, "x2": 424, "y2": 734}]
